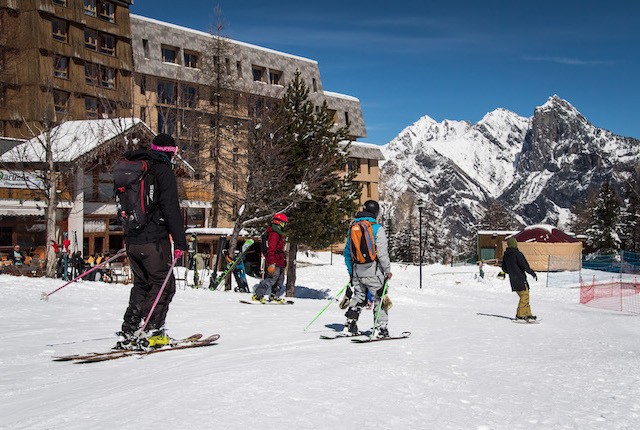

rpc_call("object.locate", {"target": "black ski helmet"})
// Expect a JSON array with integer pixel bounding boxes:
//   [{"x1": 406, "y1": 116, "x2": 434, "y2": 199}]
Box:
[{"x1": 363, "y1": 200, "x2": 380, "y2": 218}]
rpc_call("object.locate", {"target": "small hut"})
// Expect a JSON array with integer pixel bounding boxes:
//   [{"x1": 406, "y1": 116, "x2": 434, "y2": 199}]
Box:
[{"x1": 507, "y1": 224, "x2": 582, "y2": 271}]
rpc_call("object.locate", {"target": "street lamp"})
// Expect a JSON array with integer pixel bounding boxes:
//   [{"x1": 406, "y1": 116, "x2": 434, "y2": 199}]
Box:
[{"x1": 417, "y1": 198, "x2": 427, "y2": 289}]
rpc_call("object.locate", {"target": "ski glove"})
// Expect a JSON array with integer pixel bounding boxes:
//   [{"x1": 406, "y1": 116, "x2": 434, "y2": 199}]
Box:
[
  {"x1": 267, "y1": 264, "x2": 276, "y2": 275},
  {"x1": 174, "y1": 249, "x2": 184, "y2": 260}
]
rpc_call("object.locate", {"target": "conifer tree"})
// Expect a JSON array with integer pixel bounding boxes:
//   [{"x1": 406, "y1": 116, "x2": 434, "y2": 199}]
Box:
[
  {"x1": 586, "y1": 180, "x2": 622, "y2": 254},
  {"x1": 270, "y1": 71, "x2": 358, "y2": 295}
]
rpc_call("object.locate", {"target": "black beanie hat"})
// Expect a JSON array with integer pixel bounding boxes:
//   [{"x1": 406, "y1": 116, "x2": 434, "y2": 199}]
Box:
[{"x1": 152, "y1": 133, "x2": 176, "y2": 148}]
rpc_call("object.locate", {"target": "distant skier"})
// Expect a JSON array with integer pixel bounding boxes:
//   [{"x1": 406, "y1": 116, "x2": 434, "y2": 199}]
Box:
[
  {"x1": 252, "y1": 213, "x2": 288, "y2": 303},
  {"x1": 501, "y1": 237, "x2": 537, "y2": 322},
  {"x1": 343, "y1": 200, "x2": 392, "y2": 337}
]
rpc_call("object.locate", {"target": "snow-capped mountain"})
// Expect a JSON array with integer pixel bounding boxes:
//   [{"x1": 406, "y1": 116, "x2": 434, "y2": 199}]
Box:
[{"x1": 380, "y1": 95, "x2": 640, "y2": 250}]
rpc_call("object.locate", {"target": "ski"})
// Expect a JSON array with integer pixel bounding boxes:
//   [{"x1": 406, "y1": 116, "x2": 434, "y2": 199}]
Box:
[
  {"x1": 350, "y1": 331, "x2": 411, "y2": 343},
  {"x1": 320, "y1": 331, "x2": 371, "y2": 340},
  {"x1": 477, "y1": 313, "x2": 516, "y2": 320},
  {"x1": 512, "y1": 319, "x2": 541, "y2": 324},
  {"x1": 75, "y1": 335, "x2": 220, "y2": 363},
  {"x1": 52, "y1": 333, "x2": 204, "y2": 362},
  {"x1": 239, "y1": 299, "x2": 294, "y2": 305},
  {"x1": 209, "y1": 239, "x2": 254, "y2": 291}
]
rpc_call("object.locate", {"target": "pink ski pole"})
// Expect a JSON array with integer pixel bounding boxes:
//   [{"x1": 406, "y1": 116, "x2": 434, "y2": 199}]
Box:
[
  {"x1": 41, "y1": 248, "x2": 127, "y2": 301},
  {"x1": 139, "y1": 256, "x2": 179, "y2": 333}
]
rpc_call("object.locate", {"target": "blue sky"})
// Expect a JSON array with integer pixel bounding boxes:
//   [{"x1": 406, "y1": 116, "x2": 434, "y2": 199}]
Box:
[{"x1": 131, "y1": 1, "x2": 639, "y2": 145}]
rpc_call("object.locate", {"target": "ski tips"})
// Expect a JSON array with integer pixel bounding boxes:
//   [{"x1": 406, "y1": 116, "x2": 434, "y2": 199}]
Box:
[{"x1": 40, "y1": 292, "x2": 50, "y2": 301}]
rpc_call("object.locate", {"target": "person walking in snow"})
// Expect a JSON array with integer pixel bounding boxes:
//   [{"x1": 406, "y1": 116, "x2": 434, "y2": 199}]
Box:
[
  {"x1": 343, "y1": 200, "x2": 393, "y2": 337},
  {"x1": 115, "y1": 133, "x2": 188, "y2": 349},
  {"x1": 252, "y1": 213, "x2": 288, "y2": 303},
  {"x1": 501, "y1": 237, "x2": 537, "y2": 322}
]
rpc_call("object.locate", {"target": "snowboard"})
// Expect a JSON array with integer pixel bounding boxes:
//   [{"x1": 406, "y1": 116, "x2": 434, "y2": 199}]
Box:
[
  {"x1": 350, "y1": 331, "x2": 411, "y2": 343},
  {"x1": 239, "y1": 299, "x2": 294, "y2": 305},
  {"x1": 52, "y1": 334, "x2": 218, "y2": 363}
]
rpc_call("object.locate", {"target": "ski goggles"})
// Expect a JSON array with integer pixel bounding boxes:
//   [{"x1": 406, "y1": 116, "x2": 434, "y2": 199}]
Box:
[{"x1": 151, "y1": 143, "x2": 179, "y2": 156}]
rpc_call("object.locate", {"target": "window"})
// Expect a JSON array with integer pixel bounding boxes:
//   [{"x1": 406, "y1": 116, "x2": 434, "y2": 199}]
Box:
[
  {"x1": 84, "y1": 0, "x2": 96, "y2": 16},
  {"x1": 0, "y1": 84, "x2": 6, "y2": 107},
  {"x1": 52, "y1": 90, "x2": 69, "y2": 114},
  {"x1": 84, "y1": 62, "x2": 99, "y2": 85},
  {"x1": 51, "y1": 18, "x2": 68, "y2": 42},
  {"x1": 52, "y1": 55, "x2": 69, "y2": 79},
  {"x1": 139, "y1": 106, "x2": 146, "y2": 122},
  {"x1": 236, "y1": 61, "x2": 242, "y2": 78},
  {"x1": 345, "y1": 111, "x2": 350, "y2": 126},
  {"x1": 157, "y1": 80, "x2": 176, "y2": 104},
  {"x1": 225, "y1": 58, "x2": 231, "y2": 75},
  {"x1": 365, "y1": 182, "x2": 372, "y2": 198},
  {"x1": 252, "y1": 66, "x2": 265, "y2": 82},
  {"x1": 100, "y1": 33, "x2": 115, "y2": 55},
  {"x1": 99, "y1": 1, "x2": 115, "y2": 23},
  {"x1": 327, "y1": 109, "x2": 338, "y2": 125},
  {"x1": 139, "y1": 75, "x2": 146, "y2": 94},
  {"x1": 142, "y1": 39, "x2": 149, "y2": 58},
  {"x1": 347, "y1": 158, "x2": 357, "y2": 173},
  {"x1": 84, "y1": 28, "x2": 98, "y2": 50},
  {"x1": 53, "y1": 0, "x2": 67, "y2": 6},
  {"x1": 232, "y1": 147, "x2": 239, "y2": 163},
  {"x1": 100, "y1": 66, "x2": 115, "y2": 88},
  {"x1": 0, "y1": 120, "x2": 4, "y2": 135},
  {"x1": 269, "y1": 70, "x2": 282, "y2": 85},
  {"x1": 184, "y1": 51, "x2": 198, "y2": 68},
  {"x1": 85, "y1": 96, "x2": 99, "y2": 119},
  {"x1": 161, "y1": 46, "x2": 178, "y2": 64},
  {"x1": 312, "y1": 78, "x2": 317, "y2": 92},
  {"x1": 181, "y1": 85, "x2": 197, "y2": 108},
  {"x1": 157, "y1": 108, "x2": 176, "y2": 135}
]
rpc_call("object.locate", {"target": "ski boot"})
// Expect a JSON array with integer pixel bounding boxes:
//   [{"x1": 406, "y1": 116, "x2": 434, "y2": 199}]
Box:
[
  {"x1": 343, "y1": 319, "x2": 359, "y2": 335},
  {"x1": 113, "y1": 331, "x2": 137, "y2": 350},
  {"x1": 269, "y1": 295, "x2": 286, "y2": 304},
  {"x1": 376, "y1": 325, "x2": 390, "y2": 338},
  {"x1": 137, "y1": 329, "x2": 171, "y2": 350},
  {"x1": 252, "y1": 294, "x2": 266, "y2": 303}
]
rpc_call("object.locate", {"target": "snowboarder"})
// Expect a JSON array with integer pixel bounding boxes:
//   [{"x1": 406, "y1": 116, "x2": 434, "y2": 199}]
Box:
[
  {"x1": 501, "y1": 237, "x2": 537, "y2": 322},
  {"x1": 343, "y1": 200, "x2": 393, "y2": 337},
  {"x1": 252, "y1": 213, "x2": 288, "y2": 303},
  {"x1": 115, "y1": 133, "x2": 188, "y2": 349}
]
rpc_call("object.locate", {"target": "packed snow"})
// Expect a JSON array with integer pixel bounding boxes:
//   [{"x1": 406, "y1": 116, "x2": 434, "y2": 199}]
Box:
[{"x1": 1, "y1": 252, "x2": 638, "y2": 429}]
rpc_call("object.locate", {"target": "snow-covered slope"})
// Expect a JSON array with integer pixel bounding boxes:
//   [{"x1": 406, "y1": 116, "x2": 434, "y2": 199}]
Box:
[{"x1": 1, "y1": 254, "x2": 638, "y2": 429}]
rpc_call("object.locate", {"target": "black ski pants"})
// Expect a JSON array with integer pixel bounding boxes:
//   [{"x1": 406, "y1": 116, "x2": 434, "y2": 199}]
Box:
[{"x1": 121, "y1": 238, "x2": 176, "y2": 333}]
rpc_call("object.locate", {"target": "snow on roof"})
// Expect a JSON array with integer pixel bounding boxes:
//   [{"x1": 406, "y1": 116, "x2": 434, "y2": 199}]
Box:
[
  {"x1": 323, "y1": 91, "x2": 360, "y2": 102},
  {"x1": 131, "y1": 14, "x2": 317, "y2": 65},
  {"x1": 0, "y1": 118, "x2": 146, "y2": 163}
]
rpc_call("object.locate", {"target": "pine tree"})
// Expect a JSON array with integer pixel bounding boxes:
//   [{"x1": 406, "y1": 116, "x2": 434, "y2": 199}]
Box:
[
  {"x1": 270, "y1": 71, "x2": 359, "y2": 295},
  {"x1": 586, "y1": 180, "x2": 622, "y2": 254},
  {"x1": 620, "y1": 174, "x2": 640, "y2": 252}
]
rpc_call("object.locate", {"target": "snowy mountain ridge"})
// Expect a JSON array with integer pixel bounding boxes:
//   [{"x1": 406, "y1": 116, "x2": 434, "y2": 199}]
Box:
[{"x1": 380, "y1": 95, "x2": 640, "y2": 251}]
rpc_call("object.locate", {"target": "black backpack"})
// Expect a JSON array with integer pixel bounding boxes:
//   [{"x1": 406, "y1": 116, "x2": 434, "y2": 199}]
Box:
[{"x1": 113, "y1": 159, "x2": 157, "y2": 234}]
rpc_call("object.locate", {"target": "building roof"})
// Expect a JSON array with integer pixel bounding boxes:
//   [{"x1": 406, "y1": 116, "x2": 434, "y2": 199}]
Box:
[
  {"x1": 510, "y1": 224, "x2": 578, "y2": 243},
  {"x1": 342, "y1": 141, "x2": 385, "y2": 160},
  {"x1": 0, "y1": 119, "x2": 149, "y2": 163}
]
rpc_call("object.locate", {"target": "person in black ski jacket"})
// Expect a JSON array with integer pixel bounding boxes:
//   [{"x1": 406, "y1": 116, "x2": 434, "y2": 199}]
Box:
[
  {"x1": 115, "y1": 133, "x2": 188, "y2": 350},
  {"x1": 501, "y1": 237, "x2": 537, "y2": 321}
]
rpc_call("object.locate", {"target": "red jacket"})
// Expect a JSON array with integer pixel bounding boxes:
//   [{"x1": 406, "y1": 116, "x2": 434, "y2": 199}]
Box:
[{"x1": 265, "y1": 225, "x2": 286, "y2": 267}]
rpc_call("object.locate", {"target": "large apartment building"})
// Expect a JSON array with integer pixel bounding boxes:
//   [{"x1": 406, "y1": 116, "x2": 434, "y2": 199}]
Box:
[
  {"x1": 0, "y1": 1, "x2": 383, "y2": 255},
  {"x1": 0, "y1": 0, "x2": 134, "y2": 137}
]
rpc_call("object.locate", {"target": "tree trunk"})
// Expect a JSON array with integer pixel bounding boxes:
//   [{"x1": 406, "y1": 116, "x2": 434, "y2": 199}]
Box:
[
  {"x1": 45, "y1": 172, "x2": 58, "y2": 278},
  {"x1": 285, "y1": 241, "x2": 297, "y2": 297}
]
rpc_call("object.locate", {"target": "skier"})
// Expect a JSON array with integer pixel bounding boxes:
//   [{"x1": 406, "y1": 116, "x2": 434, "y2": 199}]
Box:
[
  {"x1": 252, "y1": 213, "x2": 288, "y2": 303},
  {"x1": 343, "y1": 200, "x2": 393, "y2": 337},
  {"x1": 115, "y1": 133, "x2": 188, "y2": 349},
  {"x1": 501, "y1": 237, "x2": 537, "y2": 322}
]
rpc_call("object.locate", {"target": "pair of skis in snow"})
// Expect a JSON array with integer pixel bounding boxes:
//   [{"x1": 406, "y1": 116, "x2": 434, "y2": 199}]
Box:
[
  {"x1": 209, "y1": 239, "x2": 254, "y2": 291},
  {"x1": 320, "y1": 331, "x2": 411, "y2": 343},
  {"x1": 52, "y1": 334, "x2": 220, "y2": 363}
]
